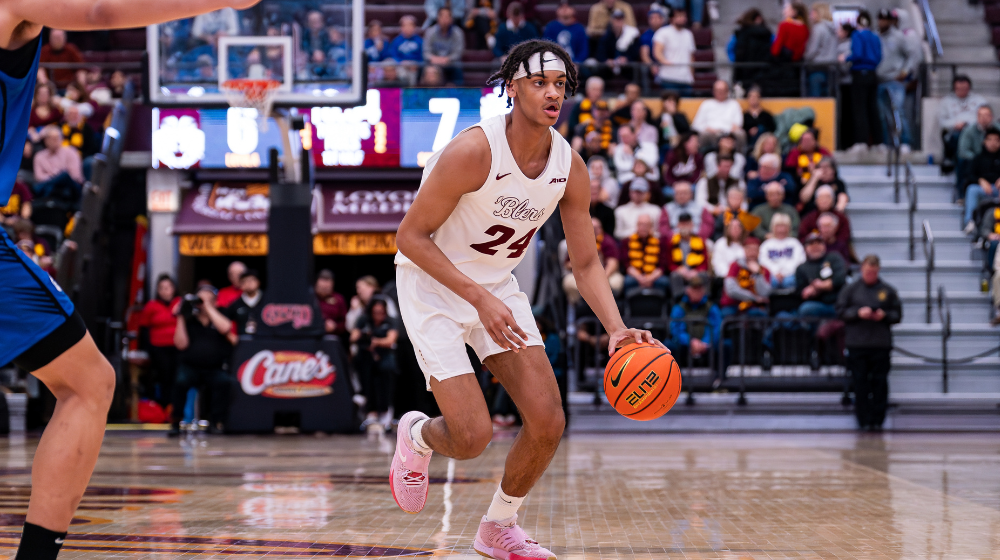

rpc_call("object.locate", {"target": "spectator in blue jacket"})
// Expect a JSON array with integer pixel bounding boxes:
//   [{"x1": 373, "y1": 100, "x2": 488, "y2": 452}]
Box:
[
  {"x1": 746, "y1": 153, "x2": 797, "y2": 208},
  {"x1": 389, "y1": 15, "x2": 424, "y2": 67},
  {"x1": 364, "y1": 20, "x2": 389, "y2": 63},
  {"x1": 543, "y1": 1, "x2": 589, "y2": 63},
  {"x1": 840, "y1": 11, "x2": 882, "y2": 152},
  {"x1": 494, "y1": 2, "x2": 540, "y2": 59},
  {"x1": 670, "y1": 275, "x2": 722, "y2": 367}
]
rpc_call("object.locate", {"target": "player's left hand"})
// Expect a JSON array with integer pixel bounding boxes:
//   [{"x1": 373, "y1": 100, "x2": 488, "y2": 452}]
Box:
[{"x1": 607, "y1": 328, "x2": 668, "y2": 356}]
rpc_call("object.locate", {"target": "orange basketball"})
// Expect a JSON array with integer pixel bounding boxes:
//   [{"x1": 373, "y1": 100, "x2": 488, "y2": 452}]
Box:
[{"x1": 604, "y1": 342, "x2": 681, "y2": 421}]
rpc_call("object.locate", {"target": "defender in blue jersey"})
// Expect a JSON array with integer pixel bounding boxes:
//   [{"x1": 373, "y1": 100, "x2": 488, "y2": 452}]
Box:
[{"x1": 0, "y1": 2, "x2": 259, "y2": 558}]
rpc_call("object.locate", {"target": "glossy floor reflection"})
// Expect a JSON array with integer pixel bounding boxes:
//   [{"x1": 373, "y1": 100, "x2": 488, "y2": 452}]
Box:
[{"x1": 1, "y1": 431, "x2": 999, "y2": 558}]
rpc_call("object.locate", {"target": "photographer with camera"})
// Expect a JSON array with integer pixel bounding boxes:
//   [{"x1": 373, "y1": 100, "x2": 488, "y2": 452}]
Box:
[{"x1": 170, "y1": 284, "x2": 235, "y2": 436}]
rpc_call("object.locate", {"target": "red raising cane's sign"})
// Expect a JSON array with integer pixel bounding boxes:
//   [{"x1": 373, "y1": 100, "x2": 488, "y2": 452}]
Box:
[{"x1": 238, "y1": 350, "x2": 335, "y2": 398}]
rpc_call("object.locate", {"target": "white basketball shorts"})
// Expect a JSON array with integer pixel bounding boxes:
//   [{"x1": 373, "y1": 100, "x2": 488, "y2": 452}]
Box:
[{"x1": 395, "y1": 264, "x2": 544, "y2": 390}]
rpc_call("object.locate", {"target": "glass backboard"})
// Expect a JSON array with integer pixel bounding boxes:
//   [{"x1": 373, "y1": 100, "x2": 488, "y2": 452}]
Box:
[{"x1": 148, "y1": 0, "x2": 365, "y2": 108}]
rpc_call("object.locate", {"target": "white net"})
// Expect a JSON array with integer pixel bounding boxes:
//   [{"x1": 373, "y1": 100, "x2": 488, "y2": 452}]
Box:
[{"x1": 220, "y1": 79, "x2": 281, "y2": 131}]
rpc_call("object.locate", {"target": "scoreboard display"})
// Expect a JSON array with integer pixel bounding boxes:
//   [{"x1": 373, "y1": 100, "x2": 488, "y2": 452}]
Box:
[{"x1": 151, "y1": 87, "x2": 511, "y2": 170}]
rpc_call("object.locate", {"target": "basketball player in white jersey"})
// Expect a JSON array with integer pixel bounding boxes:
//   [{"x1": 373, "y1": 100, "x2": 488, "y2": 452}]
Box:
[
  {"x1": 0, "y1": 1, "x2": 258, "y2": 558},
  {"x1": 391, "y1": 40, "x2": 667, "y2": 559}
]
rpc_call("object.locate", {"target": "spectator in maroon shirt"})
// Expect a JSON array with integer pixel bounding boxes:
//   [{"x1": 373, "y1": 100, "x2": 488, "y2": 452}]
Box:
[
  {"x1": 27, "y1": 84, "x2": 62, "y2": 144},
  {"x1": 663, "y1": 132, "x2": 704, "y2": 193},
  {"x1": 40, "y1": 29, "x2": 85, "y2": 87},
  {"x1": 315, "y1": 269, "x2": 348, "y2": 335},
  {"x1": 138, "y1": 274, "x2": 181, "y2": 407}
]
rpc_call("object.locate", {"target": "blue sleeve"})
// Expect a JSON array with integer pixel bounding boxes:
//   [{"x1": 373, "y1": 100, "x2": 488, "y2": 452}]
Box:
[
  {"x1": 670, "y1": 305, "x2": 690, "y2": 346},
  {"x1": 847, "y1": 33, "x2": 860, "y2": 62},
  {"x1": 727, "y1": 35, "x2": 736, "y2": 62},
  {"x1": 705, "y1": 306, "x2": 722, "y2": 346},
  {"x1": 746, "y1": 179, "x2": 764, "y2": 206},
  {"x1": 574, "y1": 26, "x2": 589, "y2": 61}
]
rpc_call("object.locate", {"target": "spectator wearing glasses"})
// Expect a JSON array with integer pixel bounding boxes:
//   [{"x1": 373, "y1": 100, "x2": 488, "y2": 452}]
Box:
[
  {"x1": 836, "y1": 255, "x2": 902, "y2": 431},
  {"x1": 424, "y1": 7, "x2": 465, "y2": 84},
  {"x1": 939, "y1": 76, "x2": 985, "y2": 173}
]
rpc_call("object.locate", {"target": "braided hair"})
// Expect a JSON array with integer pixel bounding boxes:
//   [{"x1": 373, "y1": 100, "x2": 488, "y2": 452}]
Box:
[{"x1": 487, "y1": 39, "x2": 579, "y2": 108}]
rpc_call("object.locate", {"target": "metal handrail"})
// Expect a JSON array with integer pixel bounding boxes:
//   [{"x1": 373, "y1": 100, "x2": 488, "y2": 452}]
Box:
[
  {"x1": 917, "y1": 0, "x2": 944, "y2": 60},
  {"x1": 904, "y1": 162, "x2": 919, "y2": 261},
  {"x1": 884, "y1": 90, "x2": 902, "y2": 185},
  {"x1": 936, "y1": 285, "x2": 951, "y2": 392},
  {"x1": 922, "y1": 220, "x2": 935, "y2": 324}
]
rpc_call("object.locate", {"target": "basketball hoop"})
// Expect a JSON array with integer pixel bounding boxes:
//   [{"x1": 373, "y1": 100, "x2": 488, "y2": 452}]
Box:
[{"x1": 221, "y1": 79, "x2": 281, "y2": 130}]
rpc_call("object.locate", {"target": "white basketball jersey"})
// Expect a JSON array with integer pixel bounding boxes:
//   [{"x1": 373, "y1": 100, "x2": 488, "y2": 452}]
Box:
[{"x1": 395, "y1": 114, "x2": 574, "y2": 285}]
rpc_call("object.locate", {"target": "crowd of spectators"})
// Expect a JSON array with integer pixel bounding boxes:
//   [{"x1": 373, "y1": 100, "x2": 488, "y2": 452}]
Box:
[
  {"x1": 132, "y1": 261, "x2": 416, "y2": 434},
  {"x1": 559, "y1": 68, "x2": 865, "y2": 365},
  {"x1": 4, "y1": 30, "x2": 132, "y2": 283}
]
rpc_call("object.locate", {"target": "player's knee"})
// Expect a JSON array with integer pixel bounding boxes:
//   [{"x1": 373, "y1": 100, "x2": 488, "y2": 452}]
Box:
[
  {"x1": 528, "y1": 406, "x2": 565, "y2": 445},
  {"x1": 77, "y1": 357, "x2": 116, "y2": 413},
  {"x1": 451, "y1": 421, "x2": 492, "y2": 459}
]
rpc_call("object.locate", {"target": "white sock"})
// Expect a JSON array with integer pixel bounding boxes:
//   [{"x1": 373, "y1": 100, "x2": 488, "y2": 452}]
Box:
[
  {"x1": 409, "y1": 418, "x2": 431, "y2": 454},
  {"x1": 485, "y1": 484, "x2": 524, "y2": 523}
]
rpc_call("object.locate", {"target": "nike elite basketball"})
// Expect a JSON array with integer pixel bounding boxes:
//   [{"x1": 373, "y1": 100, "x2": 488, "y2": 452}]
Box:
[{"x1": 604, "y1": 343, "x2": 681, "y2": 421}]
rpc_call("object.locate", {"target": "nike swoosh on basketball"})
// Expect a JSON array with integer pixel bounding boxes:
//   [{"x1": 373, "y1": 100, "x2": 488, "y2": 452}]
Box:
[
  {"x1": 609, "y1": 354, "x2": 634, "y2": 388},
  {"x1": 496, "y1": 172, "x2": 511, "y2": 180}
]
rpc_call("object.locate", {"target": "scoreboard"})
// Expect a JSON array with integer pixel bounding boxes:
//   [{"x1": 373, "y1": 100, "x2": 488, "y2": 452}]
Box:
[{"x1": 151, "y1": 87, "x2": 512, "y2": 171}]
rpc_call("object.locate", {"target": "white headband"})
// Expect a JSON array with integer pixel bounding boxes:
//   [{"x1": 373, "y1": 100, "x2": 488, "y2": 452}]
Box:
[{"x1": 511, "y1": 52, "x2": 567, "y2": 81}]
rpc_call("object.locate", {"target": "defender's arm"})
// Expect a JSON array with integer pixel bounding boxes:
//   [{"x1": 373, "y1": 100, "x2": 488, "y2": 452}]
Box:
[{"x1": 4, "y1": 0, "x2": 259, "y2": 36}]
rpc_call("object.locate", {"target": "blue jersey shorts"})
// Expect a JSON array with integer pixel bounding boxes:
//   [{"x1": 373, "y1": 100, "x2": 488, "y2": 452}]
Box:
[{"x1": 0, "y1": 226, "x2": 83, "y2": 369}]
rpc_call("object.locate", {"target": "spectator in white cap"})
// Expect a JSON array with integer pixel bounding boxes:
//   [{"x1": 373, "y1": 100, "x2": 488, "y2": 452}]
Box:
[{"x1": 614, "y1": 177, "x2": 662, "y2": 238}]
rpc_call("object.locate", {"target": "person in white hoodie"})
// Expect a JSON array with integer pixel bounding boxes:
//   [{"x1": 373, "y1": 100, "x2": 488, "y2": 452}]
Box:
[
  {"x1": 759, "y1": 212, "x2": 805, "y2": 292},
  {"x1": 804, "y1": 2, "x2": 838, "y2": 97}
]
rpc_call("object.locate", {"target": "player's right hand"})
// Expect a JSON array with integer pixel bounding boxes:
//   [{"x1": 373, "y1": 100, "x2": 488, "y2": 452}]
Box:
[{"x1": 474, "y1": 292, "x2": 528, "y2": 353}]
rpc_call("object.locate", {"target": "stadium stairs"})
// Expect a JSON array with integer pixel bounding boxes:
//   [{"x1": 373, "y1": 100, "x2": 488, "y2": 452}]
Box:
[{"x1": 842, "y1": 163, "x2": 1000, "y2": 394}]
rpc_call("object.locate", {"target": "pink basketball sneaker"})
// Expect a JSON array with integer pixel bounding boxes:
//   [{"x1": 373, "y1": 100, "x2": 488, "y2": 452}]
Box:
[
  {"x1": 390, "y1": 411, "x2": 432, "y2": 514},
  {"x1": 473, "y1": 515, "x2": 557, "y2": 560}
]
